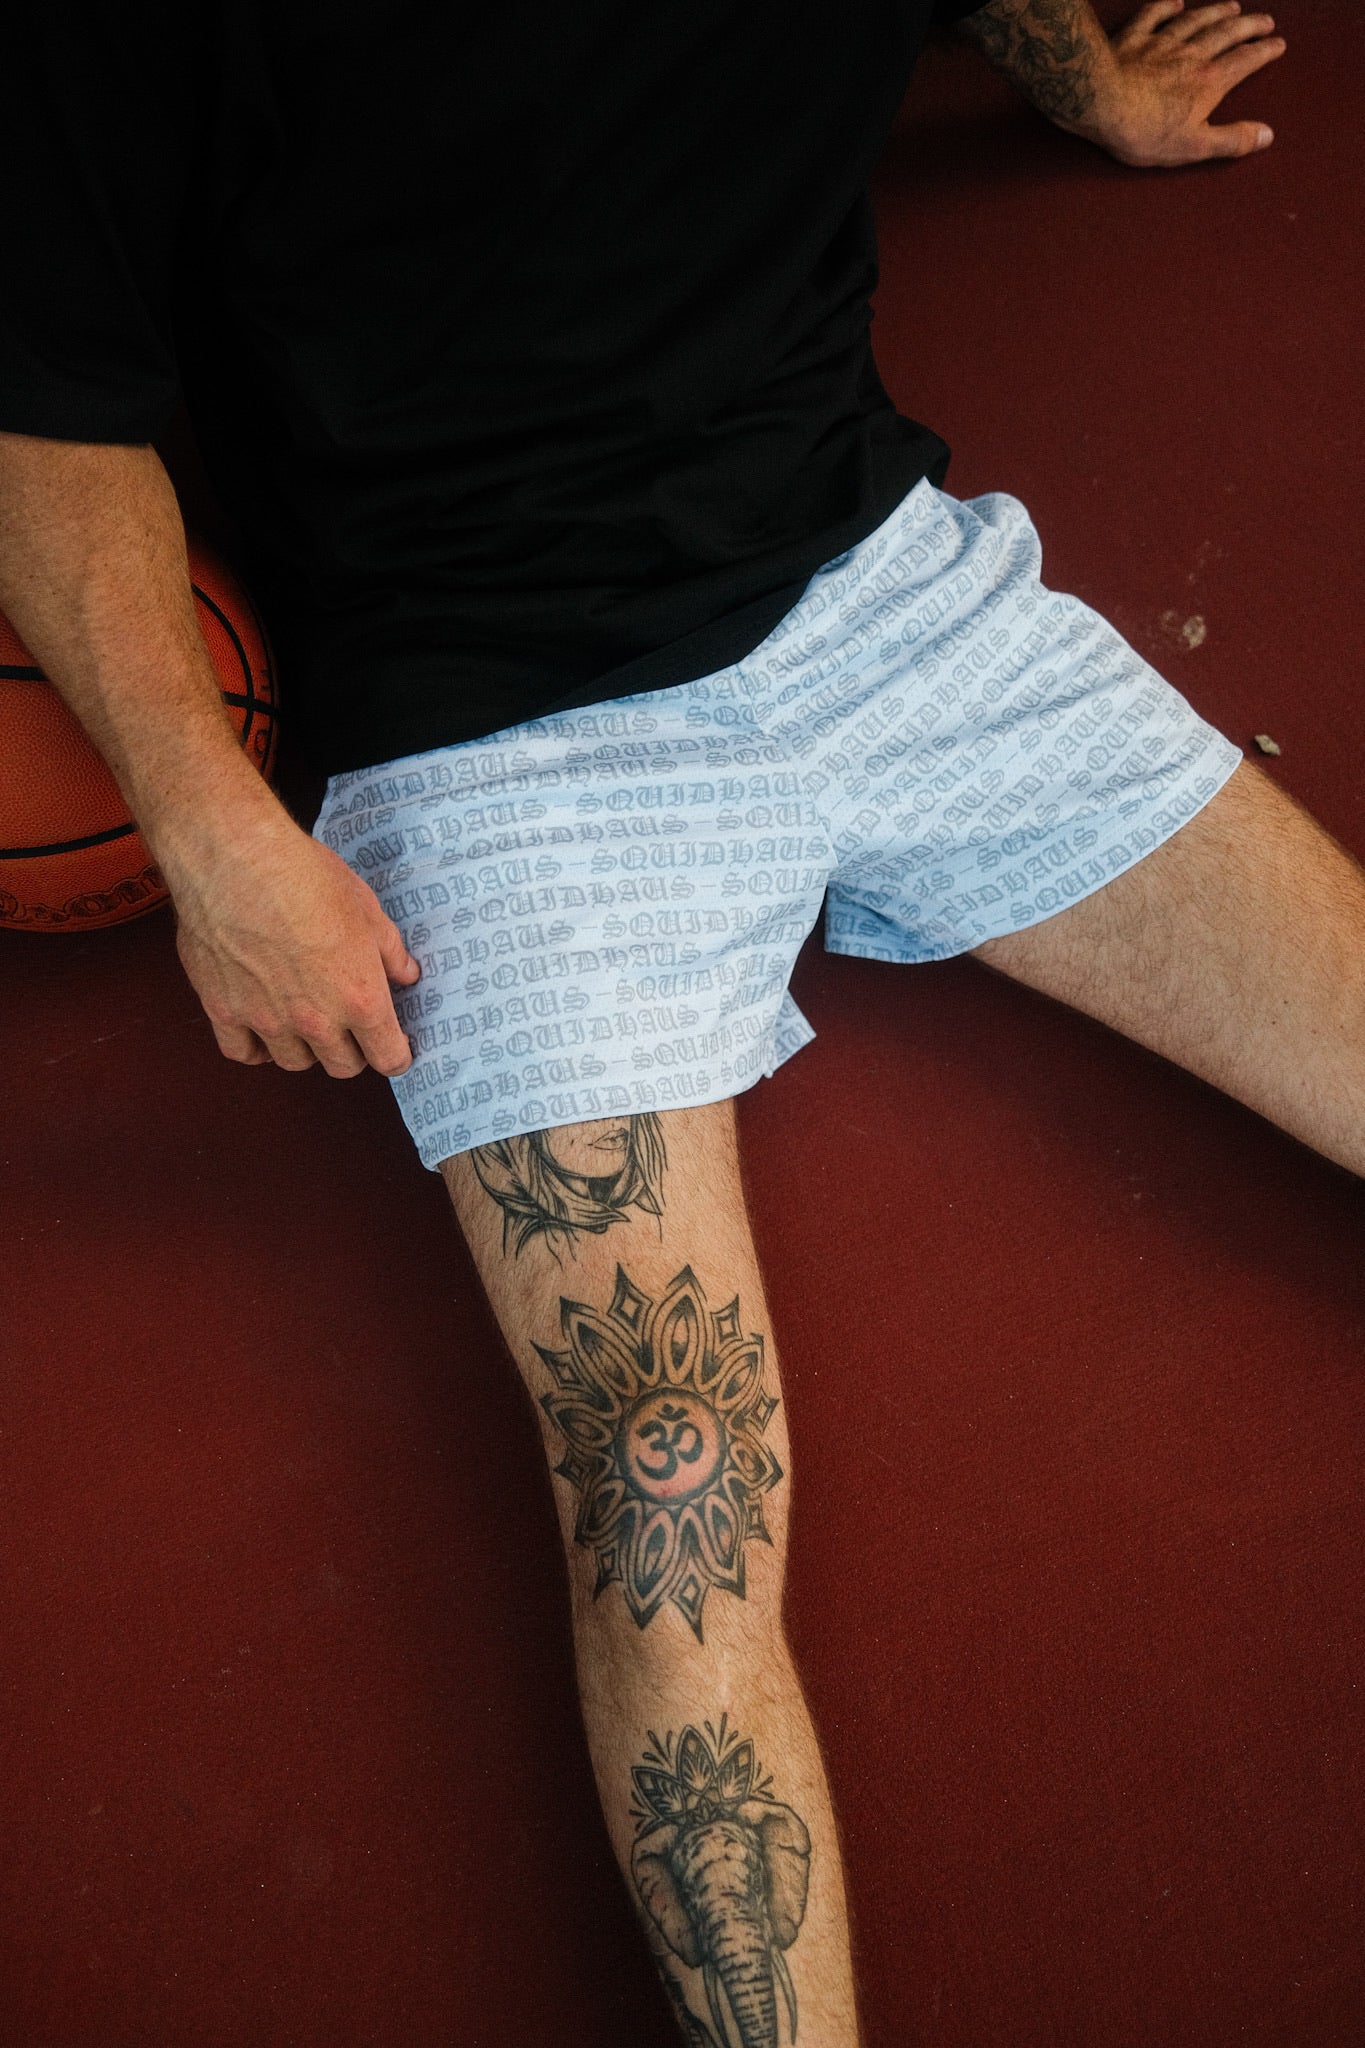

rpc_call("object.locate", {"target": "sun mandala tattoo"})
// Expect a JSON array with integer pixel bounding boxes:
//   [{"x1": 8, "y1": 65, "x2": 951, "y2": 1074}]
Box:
[{"x1": 537, "y1": 1265, "x2": 783, "y2": 1639}]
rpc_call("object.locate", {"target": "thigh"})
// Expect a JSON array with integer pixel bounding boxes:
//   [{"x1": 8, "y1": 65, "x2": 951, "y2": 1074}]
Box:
[
  {"x1": 443, "y1": 1099, "x2": 793, "y2": 1646},
  {"x1": 973, "y1": 759, "x2": 1365, "y2": 1176}
]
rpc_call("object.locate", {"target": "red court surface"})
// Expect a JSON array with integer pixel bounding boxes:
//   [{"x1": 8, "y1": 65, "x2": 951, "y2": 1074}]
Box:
[{"x1": 2, "y1": 8, "x2": 1362, "y2": 2043}]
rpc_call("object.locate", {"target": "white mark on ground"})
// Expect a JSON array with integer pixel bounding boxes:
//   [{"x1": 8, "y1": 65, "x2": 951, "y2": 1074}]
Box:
[
  {"x1": 1160, "y1": 609, "x2": 1207, "y2": 649},
  {"x1": 42, "y1": 1022, "x2": 146, "y2": 1066},
  {"x1": 1186, "y1": 539, "x2": 1220, "y2": 585}
]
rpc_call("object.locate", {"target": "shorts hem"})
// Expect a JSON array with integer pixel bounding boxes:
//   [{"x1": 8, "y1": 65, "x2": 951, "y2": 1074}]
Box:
[
  {"x1": 414, "y1": 1064, "x2": 767, "y2": 1172},
  {"x1": 823, "y1": 736, "x2": 1243, "y2": 967},
  {"x1": 410, "y1": 995, "x2": 817, "y2": 1170}
]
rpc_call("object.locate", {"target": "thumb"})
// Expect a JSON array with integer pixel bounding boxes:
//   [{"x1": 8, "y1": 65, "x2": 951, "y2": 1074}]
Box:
[
  {"x1": 1204, "y1": 119, "x2": 1274, "y2": 159},
  {"x1": 377, "y1": 918, "x2": 422, "y2": 983}
]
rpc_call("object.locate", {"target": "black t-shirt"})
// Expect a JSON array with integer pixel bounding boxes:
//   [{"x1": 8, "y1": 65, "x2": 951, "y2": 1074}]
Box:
[{"x1": 4, "y1": 1, "x2": 984, "y2": 776}]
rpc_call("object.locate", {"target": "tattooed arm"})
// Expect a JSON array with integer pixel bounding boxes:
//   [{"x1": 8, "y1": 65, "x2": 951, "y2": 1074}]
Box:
[{"x1": 954, "y1": 0, "x2": 1285, "y2": 167}]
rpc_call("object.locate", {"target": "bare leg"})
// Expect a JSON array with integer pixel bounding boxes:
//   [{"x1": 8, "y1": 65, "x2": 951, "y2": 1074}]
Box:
[
  {"x1": 974, "y1": 760, "x2": 1365, "y2": 1175},
  {"x1": 442, "y1": 1102, "x2": 862, "y2": 2048}
]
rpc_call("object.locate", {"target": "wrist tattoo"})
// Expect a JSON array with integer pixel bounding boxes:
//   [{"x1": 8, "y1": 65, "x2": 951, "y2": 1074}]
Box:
[
  {"x1": 958, "y1": 0, "x2": 1097, "y2": 127},
  {"x1": 632, "y1": 1718, "x2": 812, "y2": 2048},
  {"x1": 470, "y1": 1113, "x2": 667, "y2": 1258},
  {"x1": 539, "y1": 1265, "x2": 782, "y2": 1638}
]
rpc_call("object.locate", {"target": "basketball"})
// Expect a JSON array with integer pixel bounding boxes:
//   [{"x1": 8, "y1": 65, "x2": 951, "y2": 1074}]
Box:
[{"x1": 0, "y1": 536, "x2": 279, "y2": 932}]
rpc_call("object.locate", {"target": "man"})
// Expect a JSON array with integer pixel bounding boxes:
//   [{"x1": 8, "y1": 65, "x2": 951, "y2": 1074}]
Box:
[{"x1": 4, "y1": 3, "x2": 1340, "y2": 2042}]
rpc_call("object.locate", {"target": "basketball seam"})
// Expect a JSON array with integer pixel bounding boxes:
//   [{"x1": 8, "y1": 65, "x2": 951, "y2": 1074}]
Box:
[
  {"x1": 0, "y1": 820, "x2": 140, "y2": 860},
  {"x1": 191, "y1": 582, "x2": 277, "y2": 750}
]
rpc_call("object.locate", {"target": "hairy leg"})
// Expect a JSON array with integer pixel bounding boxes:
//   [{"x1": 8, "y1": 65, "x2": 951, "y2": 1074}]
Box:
[
  {"x1": 974, "y1": 760, "x2": 1365, "y2": 1175},
  {"x1": 443, "y1": 1101, "x2": 861, "y2": 2048}
]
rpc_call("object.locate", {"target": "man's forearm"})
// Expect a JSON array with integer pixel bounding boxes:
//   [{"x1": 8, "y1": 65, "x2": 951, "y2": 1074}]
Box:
[
  {"x1": 0, "y1": 431, "x2": 420, "y2": 1082},
  {"x1": 954, "y1": 0, "x2": 1116, "y2": 131},
  {"x1": 0, "y1": 433, "x2": 282, "y2": 882}
]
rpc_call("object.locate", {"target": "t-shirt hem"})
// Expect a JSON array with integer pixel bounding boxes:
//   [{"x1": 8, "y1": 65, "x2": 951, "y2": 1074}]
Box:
[{"x1": 288, "y1": 439, "x2": 954, "y2": 778}]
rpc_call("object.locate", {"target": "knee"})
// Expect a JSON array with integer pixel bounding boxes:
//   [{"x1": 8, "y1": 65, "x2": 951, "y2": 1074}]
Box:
[{"x1": 538, "y1": 1261, "x2": 791, "y2": 1648}]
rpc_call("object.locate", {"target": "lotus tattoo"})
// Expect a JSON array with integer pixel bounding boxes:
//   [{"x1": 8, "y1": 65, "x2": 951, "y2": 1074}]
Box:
[
  {"x1": 537, "y1": 1266, "x2": 783, "y2": 1638},
  {"x1": 631, "y1": 1719, "x2": 811, "y2": 2048}
]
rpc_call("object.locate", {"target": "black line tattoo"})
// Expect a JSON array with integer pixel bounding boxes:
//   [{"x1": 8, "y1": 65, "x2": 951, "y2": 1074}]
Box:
[
  {"x1": 538, "y1": 1266, "x2": 782, "y2": 1638},
  {"x1": 470, "y1": 1113, "x2": 667, "y2": 1258},
  {"x1": 631, "y1": 1718, "x2": 811, "y2": 2048},
  {"x1": 956, "y1": 0, "x2": 1097, "y2": 128}
]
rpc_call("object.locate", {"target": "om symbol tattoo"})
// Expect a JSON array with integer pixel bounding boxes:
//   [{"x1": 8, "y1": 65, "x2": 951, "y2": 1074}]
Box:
[
  {"x1": 538, "y1": 1266, "x2": 783, "y2": 1638},
  {"x1": 642, "y1": 1409, "x2": 699, "y2": 1474},
  {"x1": 638, "y1": 1406, "x2": 703, "y2": 1478},
  {"x1": 623, "y1": 1392, "x2": 725, "y2": 1502}
]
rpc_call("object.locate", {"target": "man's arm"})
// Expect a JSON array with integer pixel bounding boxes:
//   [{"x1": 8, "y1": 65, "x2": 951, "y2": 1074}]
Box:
[
  {"x1": 0, "y1": 432, "x2": 418, "y2": 1079},
  {"x1": 954, "y1": 0, "x2": 1285, "y2": 167}
]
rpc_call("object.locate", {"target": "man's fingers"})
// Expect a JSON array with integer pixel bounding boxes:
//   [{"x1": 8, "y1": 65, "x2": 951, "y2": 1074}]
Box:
[
  {"x1": 1195, "y1": 14, "x2": 1281, "y2": 58},
  {"x1": 346, "y1": 945, "x2": 418, "y2": 1076},
  {"x1": 1163, "y1": 1, "x2": 1241, "y2": 42},
  {"x1": 1128, "y1": 0, "x2": 1187, "y2": 28},
  {"x1": 304, "y1": 1029, "x2": 370, "y2": 1079},
  {"x1": 1201, "y1": 115, "x2": 1275, "y2": 157},
  {"x1": 206, "y1": 969, "x2": 412, "y2": 1078},
  {"x1": 212, "y1": 1004, "x2": 403, "y2": 1078},
  {"x1": 353, "y1": 1015, "x2": 416, "y2": 1078},
  {"x1": 256, "y1": 1028, "x2": 318, "y2": 1072},
  {"x1": 210, "y1": 1017, "x2": 273, "y2": 1065},
  {"x1": 377, "y1": 916, "x2": 422, "y2": 987},
  {"x1": 1210, "y1": 33, "x2": 1286, "y2": 85},
  {"x1": 365, "y1": 920, "x2": 420, "y2": 1072}
]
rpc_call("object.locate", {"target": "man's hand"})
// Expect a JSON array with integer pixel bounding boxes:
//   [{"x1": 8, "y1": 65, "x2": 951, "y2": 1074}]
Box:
[
  {"x1": 163, "y1": 804, "x2": 422, "y2": 1078},
  {"x1": 958, "y1": 0, "x2": 1285, "y2": 169},
  {"x1": 1079, "y1": 0, "x2": 1285, "y2": 167}
]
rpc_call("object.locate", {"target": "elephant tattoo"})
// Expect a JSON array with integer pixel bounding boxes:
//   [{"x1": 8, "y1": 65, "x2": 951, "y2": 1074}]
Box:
[{"x1": 631, "y1": 1719, "x2": 811, "y2": 2048}]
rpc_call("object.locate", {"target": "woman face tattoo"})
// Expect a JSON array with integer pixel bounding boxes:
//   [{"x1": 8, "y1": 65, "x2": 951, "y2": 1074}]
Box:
[
  {"x1": 470, "y1": 1113, "x2": 669, "y2": 1258},
  {"x1": 542, "y1": 1117, "x2": 633, "y2": 1183}
]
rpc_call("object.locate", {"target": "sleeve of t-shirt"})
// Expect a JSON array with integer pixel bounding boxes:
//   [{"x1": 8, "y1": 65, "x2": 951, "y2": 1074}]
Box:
[{"x1": 0, "y1": 5, "x2": 197, "y2": 444}]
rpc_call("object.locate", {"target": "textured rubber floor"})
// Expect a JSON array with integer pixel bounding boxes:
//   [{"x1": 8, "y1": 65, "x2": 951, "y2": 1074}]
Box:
[{"x1": 2, "y1": 7, "x2": 1362, "y2": 2043}]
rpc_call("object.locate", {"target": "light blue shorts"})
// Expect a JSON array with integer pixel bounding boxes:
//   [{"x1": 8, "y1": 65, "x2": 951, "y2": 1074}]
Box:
[{"x1": 312, "y1": 478, "x2": 1241, "y2": 1168}]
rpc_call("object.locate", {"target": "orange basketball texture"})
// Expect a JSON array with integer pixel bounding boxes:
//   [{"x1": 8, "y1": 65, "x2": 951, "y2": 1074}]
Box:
[{"x1": 0, "y1": 536, "x2": 279, "y2": 932}]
